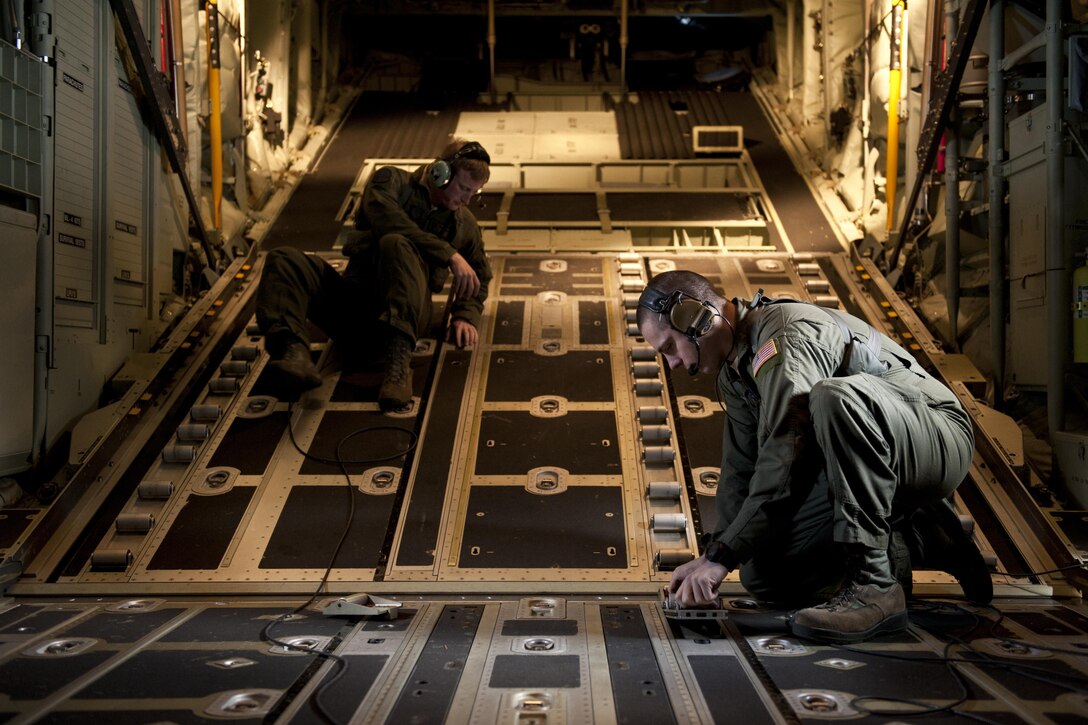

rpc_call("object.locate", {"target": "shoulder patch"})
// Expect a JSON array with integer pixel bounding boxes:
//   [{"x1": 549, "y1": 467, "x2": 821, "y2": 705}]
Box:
[
  {"x1": 373, "y1": 167, "x2": 392, "y2": 183},
  {"x1": 752, "y1": 338, "x2": 781, "y2": 379}
]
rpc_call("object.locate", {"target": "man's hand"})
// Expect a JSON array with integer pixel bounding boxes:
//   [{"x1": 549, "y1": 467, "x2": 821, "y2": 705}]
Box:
[
  {"x1": 448, "y1": 252, "x2": 481, "y2": 301},
  {"x1": 448, "y1": 318, "x2": 479, "y2": 348},
  {"x1": 668, "y1": 555, "x2": 729, "y2": 608}
]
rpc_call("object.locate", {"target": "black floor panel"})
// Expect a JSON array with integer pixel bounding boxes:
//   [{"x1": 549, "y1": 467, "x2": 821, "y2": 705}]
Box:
[
  {"x1": 601, "y1": 605, "x2": 676, "y2": 724},
  {"x1": 689, "y1": 655, "x2": 773, "y2": 723},
  {"x1": 609, "y1": 191, "x2": 752, "y2": 222},
  {"x1": 0, "y1": 650, "x2": 116, "y2": 701},
  {"x1": 459, "y1": 486, "x2": 626, "y2": 568},
  {"x1": 260, "y1": 486, "x2": 395, "y2": 569},
  {"x1": 578, "y1": 300, "x2": 610, "y2": 344},
  {"x1": 491, "y1": 300, "x2": 526, "y2": 345},
  {"x1": 147, "y1": 488, "x2": 254, "y2": 570},
  {"x1": 486, "y1": 350, "x2": 614, "y2": 402},
  {"x1": 299, "y1": 410, "x2": 416, "y2": 476},
  {"x1": 501, "y1": 619, "x2": 579, "y2": 636},
  {"x1": 757, "y1": 646, "x2": 994, "y2": 703},
  {"x1": 60, "y1": 608, "x2": 186, "y2": 643},
  {"x1": 0, "y1": 607, "x2": 81, "y2": 636},
  {"x1": 299, "y1": 654, "x2": 389, "y2": 724},
  {"x1": 509, "y1": 192, "x2": 600, "y2": 222},
  {"x1": 675, "y1": 415, "x2": 724, "y2": 471},
  {"x1": 475, "y1": 411, "x2": 621, "y2": 476},
  {"x1": 73, "y1": 650, "x2": 309, "y2": 699},
  {"x1": 160, "y1": 606, "x2": 342, "y2": 642},
  {"x1": 397, "y1": 349, "x2": 472, "y2": 567},
  {"x1": 386, "y1": 605, "x2": 482, "y2": 723},
  {"x1": 960, "y1": 652, "x2": 1087, "y2": 701},
  {"x1": 489, "y1": 654, "x2": 582, "y2": 688},
  {"x1": 207, "y1": 413, "x2": 291, "y2": 475}
]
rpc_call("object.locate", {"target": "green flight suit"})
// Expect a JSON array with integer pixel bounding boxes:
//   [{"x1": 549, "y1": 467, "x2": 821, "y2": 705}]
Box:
[
  {"x1": 709, "y1": 299, "x2": 974, "y2": 604},
  {"x1": 256, "y1": 165, "x2": 491, "y2": 353}
]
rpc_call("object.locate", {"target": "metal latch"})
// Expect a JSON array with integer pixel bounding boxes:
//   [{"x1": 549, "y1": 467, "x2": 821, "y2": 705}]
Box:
[{"x1": 322, "y1": 593, "x2": 402, "y2": 619}]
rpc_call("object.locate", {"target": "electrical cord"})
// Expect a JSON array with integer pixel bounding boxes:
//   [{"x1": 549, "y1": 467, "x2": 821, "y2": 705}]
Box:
[
  {"x1": 260, "y1": 402, "x2": 419, "y2": 725},
  {"x1": 835, "y1": 600, "x2": 1088, "y2": 721}
]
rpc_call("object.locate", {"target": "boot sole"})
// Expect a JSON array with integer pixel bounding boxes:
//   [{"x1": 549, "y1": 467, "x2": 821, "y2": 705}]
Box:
[
  {"x1": 379, "y1": 397, "x2": 413, "y2": 412},
  {"x1": 789, "y1": 610, "x2": 909, "y2": 644}
]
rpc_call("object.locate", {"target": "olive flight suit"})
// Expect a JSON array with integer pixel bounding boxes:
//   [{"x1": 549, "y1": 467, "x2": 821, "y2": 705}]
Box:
[
  {"x1": 707, "y1": 298, "x2": 974, "y2": 604},
  {"x1": 256, "y1": 165, "x2": 491, "y2": 355}
]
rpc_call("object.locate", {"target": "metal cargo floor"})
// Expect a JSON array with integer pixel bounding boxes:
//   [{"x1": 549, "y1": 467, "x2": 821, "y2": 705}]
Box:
[{"x1": 5, "y1": 250, "x2": 1086, "y2": 723}]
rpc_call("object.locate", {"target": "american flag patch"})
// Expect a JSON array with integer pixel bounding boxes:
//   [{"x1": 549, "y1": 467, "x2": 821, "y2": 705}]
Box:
[{"x1": 752, "y1": 338, "x2": 780, "y2": 377}]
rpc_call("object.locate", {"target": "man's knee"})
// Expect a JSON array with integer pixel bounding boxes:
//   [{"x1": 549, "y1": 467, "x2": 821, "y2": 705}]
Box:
[
  {"x1": 265, "y1": 246, "x2": 307, "y2": 273},
  {"x1": 262, "y1": 248, "x2": 320, "y2": 291},
  {"x1": 377, "y1": 234, "x2": 420, "y2": 262},
  {"x1": 377, "y1": 234, "x2": 429, "y2": 292}
]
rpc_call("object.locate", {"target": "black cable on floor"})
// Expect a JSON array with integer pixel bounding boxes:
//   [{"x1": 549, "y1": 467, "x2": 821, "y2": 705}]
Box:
[
  {"x1": 834, "y1": 600, "x2": 1088, "y2": 722},
  {"x1": 261, "y1": 402, "x2": 418, "y2": 725}
]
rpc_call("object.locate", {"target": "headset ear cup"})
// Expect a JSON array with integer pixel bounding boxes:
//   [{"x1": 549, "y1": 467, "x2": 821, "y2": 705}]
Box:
[
  {"x1": 670, "y1": 299, "x2": 713, "y2": 338},
  {"x1": 430, "y1": 159, "x2": 452, "y2": 188}
]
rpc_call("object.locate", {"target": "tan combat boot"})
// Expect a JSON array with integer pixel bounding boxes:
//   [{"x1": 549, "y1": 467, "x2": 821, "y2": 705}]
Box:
[
  {"x1": 789, "y1": 578, "x2": 907, "y2": 644},
  {"x1": 379, "y1": 332, "x2": 414, "y2": 411}
]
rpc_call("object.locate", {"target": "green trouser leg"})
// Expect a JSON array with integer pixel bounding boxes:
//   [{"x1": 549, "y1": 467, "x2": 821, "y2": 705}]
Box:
[
  {"x1": 738, "y1": 471, "x2": 849, "y2": 606},
  {"x1": 257, "y1": 237, "x2": 435, "y2": 358},
  {"x1": 808, "y1": 371, "x2": 974, "y2": 584},
  {"x1": 345, "y1": 233, "x2": 433, "y2": 343},
  {"x1": 256, "y1": 247, "x2": 356, "y2": 354}
]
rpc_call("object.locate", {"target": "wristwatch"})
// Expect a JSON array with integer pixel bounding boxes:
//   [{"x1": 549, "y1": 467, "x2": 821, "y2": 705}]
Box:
[{"x1": 703, "y1": 540, "x2": 729, "y2": 565}]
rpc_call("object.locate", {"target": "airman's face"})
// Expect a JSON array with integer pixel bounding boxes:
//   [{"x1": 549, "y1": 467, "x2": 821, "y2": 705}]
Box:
[
  {"x1": 438, "y1": 169, "x2": 484, "y2": 210},
  {"x1": 641, "y1": 316, "x2": 727, "y2": 376}
]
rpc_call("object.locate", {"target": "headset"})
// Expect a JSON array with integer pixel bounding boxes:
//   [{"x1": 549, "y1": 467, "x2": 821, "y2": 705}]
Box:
[
  {"x1": 429, "y1": 141, "x2": 491, "y2": 189},
  {"x1": 638, "y1": 288, "x2": 719, "y2": 340},
  {"x1": 638, "y1": 287, "x2": 724, "y2": 375},
  {"x1": 639, "y1": 286, "x2": 769, "y2": 375}
]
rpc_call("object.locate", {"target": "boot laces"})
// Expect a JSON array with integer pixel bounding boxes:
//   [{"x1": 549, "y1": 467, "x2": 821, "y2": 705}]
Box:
[
  {"x1": 385, "y1": 336, "x2": 412, "y2": 383},
  {"x1": 818, "y1": 581, "x2": 863, "y2": 612}
]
